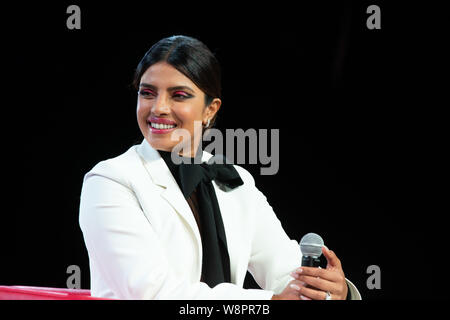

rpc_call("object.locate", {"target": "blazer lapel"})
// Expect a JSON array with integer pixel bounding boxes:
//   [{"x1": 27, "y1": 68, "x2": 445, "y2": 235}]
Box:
[{"x1": 136, "y1": 140, "x2": 203, "y2": 255}]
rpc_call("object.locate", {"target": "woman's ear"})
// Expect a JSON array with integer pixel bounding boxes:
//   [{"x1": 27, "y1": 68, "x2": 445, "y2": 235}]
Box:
[{"x1": 203, "y1": 98, "x2": 222, "y2": 124}]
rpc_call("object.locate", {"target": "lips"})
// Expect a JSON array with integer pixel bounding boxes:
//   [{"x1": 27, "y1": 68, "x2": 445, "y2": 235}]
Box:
[
  {"x1": 148, "y1": 116, "x2": 177, "y2": 125},
  {"x1": 147, "y1": 116, "x2": 177, "y2": 133}
]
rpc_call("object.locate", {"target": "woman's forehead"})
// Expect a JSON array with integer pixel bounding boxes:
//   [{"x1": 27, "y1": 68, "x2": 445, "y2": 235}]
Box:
[{"x1": 140, "y1": 62, "x2": 200, "y2": 91}]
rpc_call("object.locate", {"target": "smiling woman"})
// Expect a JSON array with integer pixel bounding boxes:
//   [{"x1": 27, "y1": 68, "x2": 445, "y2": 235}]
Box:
[
  {"x1": 133, "y1": 36, "x2": 222, "y2": 156},
  {"x1": 79, "y1": 35, "x2": 361, "y2": 300}
]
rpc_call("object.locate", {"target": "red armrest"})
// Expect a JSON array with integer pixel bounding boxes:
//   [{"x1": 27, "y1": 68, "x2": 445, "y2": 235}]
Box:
[{"x1": 0, "y1": 285, "x2": 112, "y2": 300}]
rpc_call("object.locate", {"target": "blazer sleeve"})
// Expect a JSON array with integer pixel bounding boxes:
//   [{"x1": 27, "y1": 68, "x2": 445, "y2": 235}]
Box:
[
  {"x1": 243, "y1": 170, "x2": 362, "y2": 300},
  {"x1": 79, "y1": 163, "x2": 274, "y2": 300}
]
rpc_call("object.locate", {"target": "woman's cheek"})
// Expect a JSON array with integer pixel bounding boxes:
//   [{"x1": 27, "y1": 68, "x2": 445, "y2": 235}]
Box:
[
  {"x1": 175, "y1": 104, "x2": 203, "y2": 129},
  {"x1": 137, "y1": 101, "x2": 150, "y2": 120},
  {"x1": 137, "y1": 99, "x2": 147, "y2": 115},
  {"x1": 136, "y1": 102, "x2": 149, "y2": 136}
]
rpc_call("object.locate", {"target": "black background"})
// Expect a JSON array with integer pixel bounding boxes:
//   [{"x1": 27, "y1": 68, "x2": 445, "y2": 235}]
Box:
[{"x1": 2, "y1": 1, "x2": 448, "y2": 300}]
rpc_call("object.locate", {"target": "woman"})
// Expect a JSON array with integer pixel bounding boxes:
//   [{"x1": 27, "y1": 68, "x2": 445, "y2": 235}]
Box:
[{"x1": 79, "y1": 35, "x2": 361, "y2": 300}]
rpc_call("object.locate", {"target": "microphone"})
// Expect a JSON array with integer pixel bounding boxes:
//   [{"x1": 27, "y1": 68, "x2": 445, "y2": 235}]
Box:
[{"x1": 300, "y1": 233, "x2": 324, "y2": 267}]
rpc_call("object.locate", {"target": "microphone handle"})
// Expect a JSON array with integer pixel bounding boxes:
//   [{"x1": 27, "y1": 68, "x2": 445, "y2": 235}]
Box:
[
  {"x1": 300, "y1": 256, "x2": 322, "y2": 291},
  {"x1": 302, "y1": 255, "x2": 321, "y2": 267}
]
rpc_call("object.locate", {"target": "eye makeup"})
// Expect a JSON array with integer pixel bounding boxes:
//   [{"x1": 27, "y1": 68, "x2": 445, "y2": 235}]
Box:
[
  {"x1": 138, "y1": 84, "x2": 195, "y2": 100},
  {"x1": 173, "y1": 90, "x2": 192, "y2": 99},
  {"x1": 138, "y1": 88, "x2": 156, "y2": 97}
]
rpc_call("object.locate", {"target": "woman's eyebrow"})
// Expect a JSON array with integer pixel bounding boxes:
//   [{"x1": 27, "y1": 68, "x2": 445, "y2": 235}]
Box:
[
  {"x1": 168, "y1": 85, "x2": 195, "y2": 93},
  {"x1": 139, "y1": 83, "x2": 195, "y2": 93},
  {"x1": 139, "y1": 83, "x2": 157, "y2": 90}
]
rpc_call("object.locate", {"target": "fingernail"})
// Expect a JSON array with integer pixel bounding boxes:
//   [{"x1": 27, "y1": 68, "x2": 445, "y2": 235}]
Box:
[
  {"x1": 297, "y1": 268, "x2": 303, "y2": 273},
  {"x1": 289, "y1": 284, "x2": 301, "y2": 291},
  {"x1": 300, "y1": 295, "x2": 310, "y2": 300},
  {"x1": 290, "y1": 272, "x2": 299, "y2": 278}
]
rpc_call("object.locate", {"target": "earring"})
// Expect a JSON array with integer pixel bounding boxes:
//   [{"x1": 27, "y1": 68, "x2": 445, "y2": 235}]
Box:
[{"x1": 205, "y1": 119, "x2": 211, "y2": 128}]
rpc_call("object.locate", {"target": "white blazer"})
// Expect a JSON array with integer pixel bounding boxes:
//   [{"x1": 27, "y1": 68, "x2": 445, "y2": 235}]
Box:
[{"x1": 79, "y1": 139, "x2": 361, "y2": 300}]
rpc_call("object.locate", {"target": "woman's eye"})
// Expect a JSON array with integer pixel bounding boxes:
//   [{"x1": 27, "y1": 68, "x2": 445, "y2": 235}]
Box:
[
  {"x1": 173, "y1": 91, "x2": 191, "y2": 99},
  {"x1": 138, "y1": 89, "x2": 156, "y2": 98}
]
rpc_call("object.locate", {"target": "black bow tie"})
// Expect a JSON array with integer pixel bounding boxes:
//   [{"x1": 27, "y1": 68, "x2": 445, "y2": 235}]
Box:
[
  {"x1": 158, "y1": 150, "x2": 243, "y2": 287},
  {"x1": 160, "y1": 151, "x2": 244, "y2": 198}
]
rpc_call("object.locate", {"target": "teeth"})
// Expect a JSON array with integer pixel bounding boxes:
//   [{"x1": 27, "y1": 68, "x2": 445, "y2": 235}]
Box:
[{"x1": 151, "y1": 122, "x2": 176, "y2": 129}]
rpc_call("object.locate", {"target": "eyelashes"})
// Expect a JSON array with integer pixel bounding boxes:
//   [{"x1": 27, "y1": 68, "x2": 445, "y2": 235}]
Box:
[
  {"x1": 138, "y1": 89, "x2": 154, "y2": 95},
  {"x1": 138, "y1": 89, "x2": 156, "y2": 98},
  {"x1": 138, "y1": 89, "x2": 192, "y2": 100},
  {"x1": 173, "y1": 91, "x2": 190, "y2": 98}
]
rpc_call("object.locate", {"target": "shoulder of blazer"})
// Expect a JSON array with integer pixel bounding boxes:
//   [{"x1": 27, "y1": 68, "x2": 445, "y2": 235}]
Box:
[
  {"x1": 83, "y1": 144, "x2": 142, "y2": 188},
  {"x1": 230, "y1": 164, "x2": 257, "y2": 190}
]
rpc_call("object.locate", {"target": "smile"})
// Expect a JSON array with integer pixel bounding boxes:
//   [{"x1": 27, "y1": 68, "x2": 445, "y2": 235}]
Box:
[
  {"x1": 147, "y1": 116, "x2": 178, "y2": 134},
  {"x1": 150, "y1": 122, "x2": 177, "y2": 130}
]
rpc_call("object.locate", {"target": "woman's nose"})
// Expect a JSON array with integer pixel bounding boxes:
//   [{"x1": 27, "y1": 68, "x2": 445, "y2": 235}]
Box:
[{"x1": 151, "y1": 94, "x2": 170, "y2": 115}]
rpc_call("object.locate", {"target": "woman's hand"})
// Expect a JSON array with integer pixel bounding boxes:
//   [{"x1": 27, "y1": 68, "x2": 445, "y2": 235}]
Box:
[
  {"x1": 271, "y1": 279, "x2": 305, "y2": 300},
  {"x1": 291, "y1": 246, "x2": 348, "y2": 300},
  {"x1": 272, "y1": 246, "x2": 348, "y2": 300}
]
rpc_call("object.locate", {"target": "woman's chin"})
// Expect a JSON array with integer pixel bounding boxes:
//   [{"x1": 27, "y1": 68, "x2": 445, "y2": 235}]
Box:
[{"x1": 147, "y1": 139, "x2": 174, "y2": 152}]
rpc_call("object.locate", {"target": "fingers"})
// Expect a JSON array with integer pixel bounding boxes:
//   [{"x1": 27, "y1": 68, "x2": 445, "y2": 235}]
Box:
[
  {"x1": 295, "y1": 275, "x2": 338, "y2": 293},
  {"x1": 281, "y1": 280, "x2": 304, "y2": 300},
  {"x1": 322, "y1": 246, "x2": 342, "y2": 269},
  {"x1": 287, "y1": 279, "x2": 328, "y2": 300},
  {"x1": 290, "y1": 266, "x2": 348, "y2": 300},
  {"x1": 288, "y1": 248, "x2": 346, "y2": 300},
  {"x1": 296, "y1": 285, "x2": 329, "y2": 300},
  {"x1": 291, "y1": 266, "x2": 343, "y2": 283}
]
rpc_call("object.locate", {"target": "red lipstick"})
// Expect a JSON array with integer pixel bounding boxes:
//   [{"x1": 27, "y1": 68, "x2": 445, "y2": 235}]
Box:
[
  {"x1": 148, "y1": 116, "x2": 177, "y2": 125},
  {"x1": 147, "y1": 116, "x2": 178, "y2": 134}
]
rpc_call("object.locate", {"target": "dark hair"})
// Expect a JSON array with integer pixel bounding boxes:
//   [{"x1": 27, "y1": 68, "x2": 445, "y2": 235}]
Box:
[{"x1": 133, "y1": 35, "x2": 222, "y2": 129}]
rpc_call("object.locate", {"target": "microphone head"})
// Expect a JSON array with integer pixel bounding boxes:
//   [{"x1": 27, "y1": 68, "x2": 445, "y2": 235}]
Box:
[{"x1": 300, "y1": 232, "x2": 324, "y2": 258}]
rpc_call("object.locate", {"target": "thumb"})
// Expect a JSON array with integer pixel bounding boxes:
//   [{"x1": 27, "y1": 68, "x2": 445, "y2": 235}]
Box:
[{"x1": 322, "y1": 246, "x2": 342, "y2": 269}]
